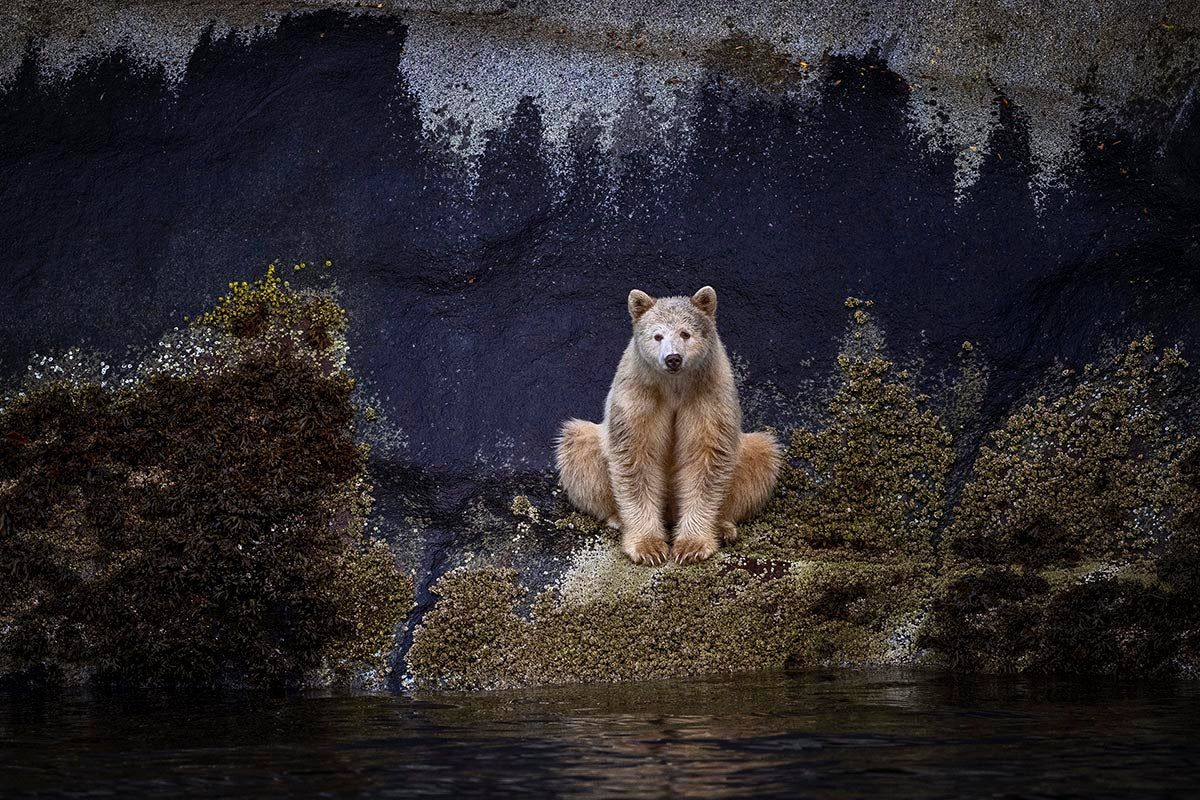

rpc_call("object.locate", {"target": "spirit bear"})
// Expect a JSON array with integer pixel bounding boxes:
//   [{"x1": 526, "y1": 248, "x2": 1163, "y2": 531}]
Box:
[{"x1": 556, "y1": 286, "x2": 781, "y2": 565}]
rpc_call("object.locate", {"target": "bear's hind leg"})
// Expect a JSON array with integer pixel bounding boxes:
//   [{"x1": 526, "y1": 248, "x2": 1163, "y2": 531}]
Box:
[
  {"x1": 719, "y1": 431, "x2": 782, "y2": 542},
  {"x1": 555, "y1": 419, "x2": 620, "y2": 527}
]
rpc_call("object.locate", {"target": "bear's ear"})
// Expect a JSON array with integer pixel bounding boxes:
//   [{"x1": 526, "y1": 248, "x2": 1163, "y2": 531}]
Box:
[
  {"x1": 628, "y1": 289, "x2": 656, "y2": 321},
  {"x1": 691, "y1": 286, "x2": 717, "y2": 318}
]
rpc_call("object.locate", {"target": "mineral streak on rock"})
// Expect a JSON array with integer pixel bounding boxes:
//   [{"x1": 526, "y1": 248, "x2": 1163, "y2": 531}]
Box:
[
  {"x1": 3, "y1": 1, "x2": 1198, "y2": 197},
  {"x1": 398, "y1": 11, "x2": 705, "y2": 186}
]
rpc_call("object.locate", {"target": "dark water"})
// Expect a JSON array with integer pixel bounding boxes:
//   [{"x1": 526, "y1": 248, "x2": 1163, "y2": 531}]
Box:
[{"x1": 3, "y1": 671, "x2": 1199, "y2": 798}]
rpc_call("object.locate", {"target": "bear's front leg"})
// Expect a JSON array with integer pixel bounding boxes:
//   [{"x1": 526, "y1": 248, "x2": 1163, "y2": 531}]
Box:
[
  {"x1": 607, "y1": 403, "x2": 671, "y2": 566},
  {"x1": 672, "y1": 402, "x2": 740, "y2": 564}
]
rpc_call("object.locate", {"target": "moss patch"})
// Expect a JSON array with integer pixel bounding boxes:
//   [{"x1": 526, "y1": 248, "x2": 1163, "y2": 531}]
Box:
[{"x1": 0, "y1": 269, "x2": 411, "y2": 687}]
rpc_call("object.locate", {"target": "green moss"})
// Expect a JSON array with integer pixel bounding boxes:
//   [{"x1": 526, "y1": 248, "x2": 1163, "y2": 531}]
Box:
[
  {"x1": 0, "y1": 274, "x2": 411, "y2": 687},
  {"x1": 745, "y1": 353, "x2": 952, "y2": 562}
]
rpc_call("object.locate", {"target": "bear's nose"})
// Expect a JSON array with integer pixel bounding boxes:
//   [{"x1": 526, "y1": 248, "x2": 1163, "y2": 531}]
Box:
[{"x1": 665, "y1": 354, "x2": 683, "y2": 371}]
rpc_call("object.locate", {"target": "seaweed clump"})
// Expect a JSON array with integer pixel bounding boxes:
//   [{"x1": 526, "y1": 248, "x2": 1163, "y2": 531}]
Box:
[
  {"x1": 0, "y1": 270, "x2": 410, "y2": 687},
  {"x1": 747, "y1": 351, "x2": 952, "y2": 561},
  {"x1": 923, "y1": 338, "x2": 1200, "y2": 675}
]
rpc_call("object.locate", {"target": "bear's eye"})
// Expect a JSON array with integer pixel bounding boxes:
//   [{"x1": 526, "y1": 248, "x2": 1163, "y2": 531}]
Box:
[
  {"x1": 680, "y1": 331, "x2": 691, "y2": 340},
  {"x1": 654, "y1": 334, "x2": 663, "y2": 341}
]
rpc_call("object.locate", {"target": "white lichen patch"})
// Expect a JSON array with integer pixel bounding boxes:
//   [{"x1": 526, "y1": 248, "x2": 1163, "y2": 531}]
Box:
[
  {"x1": 554, "y1": 537, "x2": 657, "y2": 607},
  {"x1": 0, "y1": 3, "x2": 295, "y2": 91},
  {"x1": 398, "y1": 13, "x2": 703, "y2": 186},
  {"x1": 3, "y1": 1, "x2": 1198, "y2": 202}
]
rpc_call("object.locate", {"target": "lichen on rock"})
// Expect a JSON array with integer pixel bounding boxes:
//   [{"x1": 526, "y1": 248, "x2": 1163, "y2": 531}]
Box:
[{"x1": 194, "y1": 262, "x2": 346, "y2": 352}]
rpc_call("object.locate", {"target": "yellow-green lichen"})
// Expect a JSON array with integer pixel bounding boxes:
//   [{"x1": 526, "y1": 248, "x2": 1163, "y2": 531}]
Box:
[
  {"x1": 511, "y1": 494, "x2": 539, "y2": 522},
  {"x1": 193, "y1": 263, "x2": 346, "y2": 350},
  {"x1": 553, "y1": 511, "x2": 606, "y2": 535},
  {"x1": 404, "y1": 567, "x2": 529, "y2": 690}
]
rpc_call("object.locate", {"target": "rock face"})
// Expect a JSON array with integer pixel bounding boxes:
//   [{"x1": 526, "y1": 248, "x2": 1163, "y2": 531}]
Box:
[{"x1": 0, "y1": 5, "x2": 1198, "y2": 689}]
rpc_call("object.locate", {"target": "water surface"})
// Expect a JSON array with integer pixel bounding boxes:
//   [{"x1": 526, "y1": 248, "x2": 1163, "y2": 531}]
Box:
[{"x1": 3, "y1": 670, "x2": 1198, "y2": 798}]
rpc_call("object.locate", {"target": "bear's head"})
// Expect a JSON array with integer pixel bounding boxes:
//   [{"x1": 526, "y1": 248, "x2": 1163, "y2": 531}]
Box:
[{"x1": 627, "y1": 286, "x2": 719, "y2": 375}]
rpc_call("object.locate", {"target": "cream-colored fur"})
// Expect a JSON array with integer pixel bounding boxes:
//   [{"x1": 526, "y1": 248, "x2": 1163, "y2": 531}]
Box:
[{"x1": 556, "y1": 287, "x2": 782, "y2": 565}]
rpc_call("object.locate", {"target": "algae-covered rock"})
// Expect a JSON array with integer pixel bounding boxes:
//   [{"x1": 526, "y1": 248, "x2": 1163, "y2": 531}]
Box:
[
  {"x1": 0, "y1": 270, "x2": 411, "y2": 687},
  {"x1": 923, "y1": 337, "x2": 1200, "y2": 675},
  {"x1": 407, "y1": 553, "x2": 930, "y2": 690},
  {"x1": 921, "y1": 564, "x2": 1195, "y2": 675},
  {"x1": 746, "y1": 350, "x2": 953, "y2": 562},
  {"x1": 946, "y1": 337, "x2": 1191, "y2": 568}
]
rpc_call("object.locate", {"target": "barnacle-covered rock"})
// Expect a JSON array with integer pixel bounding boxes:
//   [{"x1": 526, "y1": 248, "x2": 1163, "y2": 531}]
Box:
[{"x1": 0, "y1": 270, "x2": 411, "y2": 688}]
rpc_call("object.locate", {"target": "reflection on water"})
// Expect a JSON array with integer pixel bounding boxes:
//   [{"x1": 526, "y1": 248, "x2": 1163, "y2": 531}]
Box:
[{"x1": 3, "y1": 670, "x2": 1199, "y2": 798}]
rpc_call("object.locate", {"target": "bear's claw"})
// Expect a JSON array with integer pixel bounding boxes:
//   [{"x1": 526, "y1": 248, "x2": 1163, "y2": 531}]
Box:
[
  {"x1": 718, "y1": 521, "x2": 738, "y2": 544},
  {"x1": 672, "y1": 535, "x2": 718, "y2": 564},
  {"x1": 624, "y1": 537, "x2": 670, "y2": 566}
]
